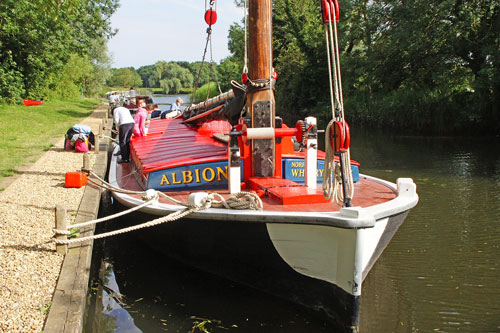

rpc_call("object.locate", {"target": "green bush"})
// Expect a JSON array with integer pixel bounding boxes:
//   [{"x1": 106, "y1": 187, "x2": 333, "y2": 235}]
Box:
[{"x1": 191, "y1": 82, "x2": 220, "y2": 103}]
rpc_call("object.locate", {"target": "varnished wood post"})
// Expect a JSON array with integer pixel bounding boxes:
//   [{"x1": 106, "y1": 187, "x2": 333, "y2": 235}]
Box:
[
  {"x1": 55, "y1": 205, "x2": 67, "y2": 254},
  {"x1": 247, "y1": 0, "x2": 275, "y2": 177},
  {"x1": 83, "y1": 153, "x2": 90, "y2": 172},
  {"x1": 94, "y1": 127, "x2": 100, "y2": 154}
]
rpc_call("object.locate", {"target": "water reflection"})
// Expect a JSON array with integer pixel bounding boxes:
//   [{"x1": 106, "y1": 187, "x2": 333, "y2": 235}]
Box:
[
  {"x1": 90, "y1": 231, "x2": 334, "y2": 332},
  {"x1": 99, "y1": 263, "x2": 141, "y2": 332},
  {"x1": 356, "y1": 130, "x2": 500, "y2": 332}
]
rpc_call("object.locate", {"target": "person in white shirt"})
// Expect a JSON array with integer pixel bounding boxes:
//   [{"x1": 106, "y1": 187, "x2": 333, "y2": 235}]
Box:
[
  {"x1": 113, "y1": 106, "x2": 135, "y2": 163},
  {"x1": 108, "y1": 92, "x2": 119, "y2": 105}
]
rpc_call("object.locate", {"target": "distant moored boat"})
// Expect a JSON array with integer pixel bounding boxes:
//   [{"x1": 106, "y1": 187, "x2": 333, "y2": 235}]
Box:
[{"x1": 23, "y1": 98, "x2": 44, "y2": 106}]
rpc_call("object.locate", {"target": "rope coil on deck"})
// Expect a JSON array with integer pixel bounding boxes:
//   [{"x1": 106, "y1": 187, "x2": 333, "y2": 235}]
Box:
[{"x1": 52, "y1": 170, "x2": 263, "y2": 245}]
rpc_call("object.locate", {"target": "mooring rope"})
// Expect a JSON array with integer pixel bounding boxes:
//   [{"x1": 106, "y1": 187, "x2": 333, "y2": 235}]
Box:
[
  {"x1": 243, "y1": 0, "x2": 248, "y2": 76},
  {"x1": 53, "y1": 206, "x2": 200, "y2": 245},
  {"x1": 52, "y1": 169, "x2": 263, "y2": 244},
  {"x1": 101, "y1": 135, "x2": 117, "y2": 142},
  {"x1": 54, "y1": 194, "x2": 159, "y2": 235}
]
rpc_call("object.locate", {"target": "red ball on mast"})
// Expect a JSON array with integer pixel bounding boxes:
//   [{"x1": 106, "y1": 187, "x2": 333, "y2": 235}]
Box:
[{"x1": 204, "y1": 9, "x2": 217, "y2": 25}]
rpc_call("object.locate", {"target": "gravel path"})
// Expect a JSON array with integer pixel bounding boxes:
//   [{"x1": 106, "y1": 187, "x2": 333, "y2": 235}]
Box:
[{"x1": 0, "y1": 106, "x2": 106, "y2": 332}]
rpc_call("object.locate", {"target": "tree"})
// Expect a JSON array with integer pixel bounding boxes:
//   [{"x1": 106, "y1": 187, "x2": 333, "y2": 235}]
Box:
[
  {"x1": 227, "y1": 23, "x2": 245, "y2": 64},
  {"x1": 217, "y1": 58, "x2": 242, "y2": 92},
  {"x1": 0, "y1": 0, "x2": 118, "y2": 102},
  {"x1": 148, "y1": 61, "x2": 193, "y2": 94},
  {"x1": 80, "y1": 36, "x2": 113, "y2": 97},
  {"x1": 268, "y1": 0, "x2": 500, "y2": 134},
  {"x1": 189, "y1": 61, "x2": 218, "y2": 88},
  {"x1": 192, "y1": 82, "x2": 220, "y2": 103},
  {"x1": 107, "y1": 68, "x2": 142, "y2": 88},
  {"x1": 137, "y1": 65, "x2": 155, "y2": 87},
  {"x1": 448, "y1": 1, "x2": 500, "y2": 132},
  {"x1": 342, "y1": 0, "x2": 500, "y2": 134}
]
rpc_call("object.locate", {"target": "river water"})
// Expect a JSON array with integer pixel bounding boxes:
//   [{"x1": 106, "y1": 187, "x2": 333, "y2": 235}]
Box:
[
  {"x1": 152, "y1": 94, "x2": 191, "y2": 112},
  {"x1": 356, "y1": 132, "x2": 500, "y2": 332},
  {"x1": 86, "y1": 126, "x2": 500, "y2": 332}
]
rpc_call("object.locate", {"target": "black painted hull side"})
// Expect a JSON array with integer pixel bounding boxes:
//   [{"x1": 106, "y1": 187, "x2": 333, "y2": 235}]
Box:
[{"x1": 133, "y1": 216, "x2": 361, "y2": 332}]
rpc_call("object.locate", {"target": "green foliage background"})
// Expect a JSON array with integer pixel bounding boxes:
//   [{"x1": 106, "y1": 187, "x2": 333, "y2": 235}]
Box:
[
  {"x1": 1, "y1": 0, "x2": 498, "y2": 135},
  {"x1": 192, "y1": 82, "x2": 221, "y2": 103},
  {"x1": 270, "y1": 0, "x2": 500, "y2": 135},
  {"x1": 0, "y1": 0, "x2": 118, "y2": 103}
]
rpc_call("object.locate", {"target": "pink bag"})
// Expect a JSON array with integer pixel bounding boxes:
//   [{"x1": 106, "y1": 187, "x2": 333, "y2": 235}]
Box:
[
  {"x1": 64, "y1": 138, "x2": 73, "y2": 151},
  {"x1": 74, "y1": 139, "x2": 89, "y2": 153}
]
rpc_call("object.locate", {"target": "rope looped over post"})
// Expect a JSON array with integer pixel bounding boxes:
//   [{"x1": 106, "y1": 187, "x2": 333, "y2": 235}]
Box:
[{"x1": 52, "y1": 170, "x2": 263, "y2": 245}]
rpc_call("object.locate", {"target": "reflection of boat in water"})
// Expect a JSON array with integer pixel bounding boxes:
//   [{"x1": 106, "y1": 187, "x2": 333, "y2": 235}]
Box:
[
  {"x1": 23, "y1": 98, "x2": 44, "y2": 106},
  {"x1": 107, "y1": 1, "x2": 418, "y2": 331}
]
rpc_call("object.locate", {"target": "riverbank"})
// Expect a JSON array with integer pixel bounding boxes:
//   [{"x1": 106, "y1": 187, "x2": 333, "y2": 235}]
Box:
[
  {"x1": 0, "y1": 99, "x2": 100, "y2": 183},
  {"x1": 0, "y1": 104, "x2": 111, "y2": 332}
]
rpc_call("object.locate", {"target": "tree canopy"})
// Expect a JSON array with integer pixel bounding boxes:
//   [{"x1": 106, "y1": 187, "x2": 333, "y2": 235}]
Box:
[
  {"x1": 269, "y1": 0, "x2": 500, "y2": 134},
  {"x1": 144, "y1": 61, "x2": 194, "y2": 94},
  {"x1": 107, "y1": 67, "x2": 142, "y2": 88},
  {"x1": 2, "y1": 0, "x2": 497, "y2": 135},
  {"x1": 0, "y1": 0, "x2": 118, "y2": 103}
]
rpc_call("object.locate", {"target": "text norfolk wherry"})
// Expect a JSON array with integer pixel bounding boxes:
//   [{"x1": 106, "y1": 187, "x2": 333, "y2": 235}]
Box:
[{"x1": 108, "y1": 1, "x2": 418, "y2": 331}]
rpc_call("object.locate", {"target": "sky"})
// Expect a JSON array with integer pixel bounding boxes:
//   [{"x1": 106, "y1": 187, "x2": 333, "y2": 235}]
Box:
[{"x1": 107, "y1": 0, "x2": 244, "y2": 69}]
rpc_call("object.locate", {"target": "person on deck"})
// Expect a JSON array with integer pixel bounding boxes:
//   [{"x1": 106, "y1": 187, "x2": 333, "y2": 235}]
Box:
[
  {"x1": 144, "y1": 103, "x2": 155, "y2": 135},
  {"x1": 133, "y1": 99, "x2": 148, "y2": 137},
  {"x1": 160, "y1": 97, "x2": 183, "y2": 119},
  {"x1": 113, "y1": 106, "x2": 135, "y2": 163}
]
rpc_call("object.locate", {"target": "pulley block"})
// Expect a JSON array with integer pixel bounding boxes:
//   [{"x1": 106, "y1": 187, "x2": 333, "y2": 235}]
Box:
[
  {"x1": 321, "y1": 0, "x2": 340, "y2": 23},
  {"x1": 330, "y1": 120, "x2": 350, "y2": 153}
]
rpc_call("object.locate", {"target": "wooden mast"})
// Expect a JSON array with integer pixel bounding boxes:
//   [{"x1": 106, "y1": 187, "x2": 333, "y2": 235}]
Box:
[{"x1": 248, "y1": 0, "x2": 275, "y2": 177}]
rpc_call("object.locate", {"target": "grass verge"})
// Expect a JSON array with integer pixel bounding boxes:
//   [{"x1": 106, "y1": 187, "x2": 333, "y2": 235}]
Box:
[{"x1": 0, "y1": 98, "x2": 100, "y2": 183}]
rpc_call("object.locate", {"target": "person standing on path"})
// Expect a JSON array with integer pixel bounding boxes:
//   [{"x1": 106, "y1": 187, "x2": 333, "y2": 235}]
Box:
[{"x1": 113, "y1": 106, "x2": 135, "y2": 163}]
